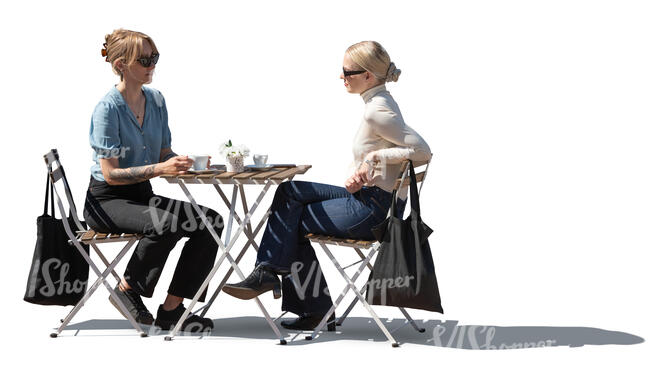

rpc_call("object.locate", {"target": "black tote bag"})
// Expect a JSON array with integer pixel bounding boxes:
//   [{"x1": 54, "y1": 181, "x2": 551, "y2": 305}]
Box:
[
  {"x1": 24, "y1": 172, "x2": 90, "y2": 306},
  {"x1": 367, "y1": 161, "x2": 443, "y2": 313}
]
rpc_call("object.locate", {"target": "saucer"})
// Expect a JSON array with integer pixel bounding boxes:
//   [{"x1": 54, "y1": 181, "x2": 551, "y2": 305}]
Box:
[
  {"x1": 245, "y1": 164, "x2": 273, "y2": 171},
  {"x1": 187, "y1": 168, "x2": 220, "y2": 174}
]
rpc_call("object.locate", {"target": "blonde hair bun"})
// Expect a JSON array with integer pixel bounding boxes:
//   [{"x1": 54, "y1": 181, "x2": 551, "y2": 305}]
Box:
[{"x1": 386, "y1": 62, "x2": 401, "y2": 82}]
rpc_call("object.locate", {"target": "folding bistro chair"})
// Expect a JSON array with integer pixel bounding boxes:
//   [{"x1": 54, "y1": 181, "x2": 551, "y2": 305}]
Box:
[
  {"x1": 44, "y1": 149, "x2": 147, "y2": 338},
  {"x1": 304, "y1": 160, "x2": 430, "y2": 347}
]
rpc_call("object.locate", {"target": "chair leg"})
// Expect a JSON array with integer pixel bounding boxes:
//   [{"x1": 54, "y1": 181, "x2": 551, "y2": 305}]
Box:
[
  {"x1": 54, "y1": 267, "x2": 107, "y2": 336},
  {"x1": 398, "y1": 307, "x2": 426, "y2": 333},
  {"x1": 90, "y1": 244, "x2": 122, "y2": 282},
  {"x1": 52, "y1": 240, "x2": 146, "y2": 337},
  {"x1": 307, "y1": 245, "x2": 378, "y2": 341},
  {"x1": 315, "y1": 244, "x2": 400, "y2": 346},
  {"x1": 335, "y1": 295, "x2": 359, "y2": 326},
  {"x1": 274, "y1": 311, "x2": 289, "y2": 322},
  {"x1": 335, "y1": 248, "x2": 373, "y2": 327},
  {"x1": 338, "y1": 284, "x2": 424, "y2": 333},
  {"x1": 351, "y1": 248, "x2": 425, "y2": 333}
]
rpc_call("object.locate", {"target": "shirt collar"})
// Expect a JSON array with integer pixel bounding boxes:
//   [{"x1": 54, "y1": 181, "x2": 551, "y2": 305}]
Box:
[
  {"x1": 108, "y1": 86, "x2": 126, "y2": 106},
  {"x1": 108, "y1": 85, "x2": 149, "y2": 107},
  {"x1": 361, "y1": 84, "x2": 387, "y2": 103}
]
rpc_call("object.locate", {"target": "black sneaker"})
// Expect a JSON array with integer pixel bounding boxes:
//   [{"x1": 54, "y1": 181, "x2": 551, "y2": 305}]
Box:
[
  {"x1": 154, "y1": 303, "x2": 214, "y2": 332},
  {"x1": 108, "y1": 284, "x2": 154, "y2": 325}
]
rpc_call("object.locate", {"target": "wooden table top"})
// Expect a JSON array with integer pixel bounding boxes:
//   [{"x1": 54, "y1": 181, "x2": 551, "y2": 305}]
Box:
[{"x1": 160, "y1": 164, "x2": 312, "y2": 184}]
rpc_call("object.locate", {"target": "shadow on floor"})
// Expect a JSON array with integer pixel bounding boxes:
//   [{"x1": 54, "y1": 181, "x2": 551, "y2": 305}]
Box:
[{"x1": 60, "y1": 317, "x2": 645, "y2": 349}]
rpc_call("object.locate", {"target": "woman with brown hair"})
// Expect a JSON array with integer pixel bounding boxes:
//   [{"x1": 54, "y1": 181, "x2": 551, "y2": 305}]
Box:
[{"x1": 83, "y1": 29, "x2": 222, "y2": 332}]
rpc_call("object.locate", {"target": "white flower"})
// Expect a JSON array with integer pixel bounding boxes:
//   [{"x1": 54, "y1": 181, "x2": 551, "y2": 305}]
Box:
[{"x1": 219, "y1": 139, "x2": 250, "y2": 158}]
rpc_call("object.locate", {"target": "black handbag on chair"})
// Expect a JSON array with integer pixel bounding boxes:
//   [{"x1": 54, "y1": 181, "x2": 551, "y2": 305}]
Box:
[
  {"x1": 367, "y1": 160, "x2": 443, "y2": 313},
  {"x1": 23, "y1": 171, "x2": 90, "y2": 306}
]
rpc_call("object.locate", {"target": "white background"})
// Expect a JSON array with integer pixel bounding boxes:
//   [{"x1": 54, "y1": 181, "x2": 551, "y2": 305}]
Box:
[{"x1": 1, "y1": 0, "x2": 648, "y2": 377}]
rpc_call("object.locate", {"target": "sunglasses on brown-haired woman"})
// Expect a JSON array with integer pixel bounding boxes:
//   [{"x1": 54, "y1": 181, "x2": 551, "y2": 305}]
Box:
[{"x1": 137, "y1": 53, "x2": 160, "y2": 68}]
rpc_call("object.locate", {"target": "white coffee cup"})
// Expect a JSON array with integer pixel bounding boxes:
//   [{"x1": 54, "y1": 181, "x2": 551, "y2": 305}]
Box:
[
  {"x1": 188, "y1": 154, "x2": 210, "y2": 170},
  {"x1": 253, "y1": 154, "x2": 268, "y2": 166}
]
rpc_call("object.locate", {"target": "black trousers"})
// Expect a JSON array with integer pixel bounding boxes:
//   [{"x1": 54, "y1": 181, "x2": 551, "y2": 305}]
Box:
[{"x1": 83, "y1": 176, "x2": 223, "y2": 301}]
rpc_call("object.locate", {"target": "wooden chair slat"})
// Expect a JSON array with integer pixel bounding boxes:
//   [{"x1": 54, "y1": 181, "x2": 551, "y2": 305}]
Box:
[
  {"x1": 399, "y1": 160, "x2": 429, "y2": 172},
  {"x1": 79, "y1": 230, "x2": 141, "y2": 242},
  {"x1": 80, "y1": 230, "x2": 96, "y2": 241},
  {"x1": 393, "y1": 171, "x2": 426, "y2": 190},
  {"x1": 305, "y1": 233, "x2": 376, "y2": 248}
]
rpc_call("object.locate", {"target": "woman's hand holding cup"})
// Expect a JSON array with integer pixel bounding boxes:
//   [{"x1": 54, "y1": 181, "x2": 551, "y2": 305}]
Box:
[{"x1": 156, "y1": 155, "x2": 194, "y2": 175}]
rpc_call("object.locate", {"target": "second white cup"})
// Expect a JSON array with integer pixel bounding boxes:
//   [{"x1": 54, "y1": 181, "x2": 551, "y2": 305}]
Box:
[{"x1": 253, "y1": 154, "x2": 268, "y2": 166}]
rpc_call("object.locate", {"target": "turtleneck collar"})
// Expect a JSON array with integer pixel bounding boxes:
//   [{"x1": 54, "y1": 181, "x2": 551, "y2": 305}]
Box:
[{"x1": 361, "y1": 84, "x2": 387, "y2": 103}]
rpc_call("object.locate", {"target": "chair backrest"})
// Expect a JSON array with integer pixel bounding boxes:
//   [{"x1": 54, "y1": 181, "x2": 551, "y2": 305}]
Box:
[
  {"x1": 43, "y1": 149, "x2": 85, "y2": 233},
  {"x1": 392, "y1": 159, "x2": 430, "y2": 196},
  {"x1": 387, "y1": 159, "x2": 430, "y2": 220}
]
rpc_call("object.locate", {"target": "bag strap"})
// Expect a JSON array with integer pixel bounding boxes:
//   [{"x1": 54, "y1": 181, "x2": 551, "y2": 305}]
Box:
[
  {"x1": 46, "y1": 153, "x2": 82, "y2": 228},
  {"x1": 408, "y1": 159, "x2": 421, "y2": 214},
  {"x1": 43, "y1": 172, "x2": 55, "y2": 217},
  {"x1": 59, "y1": 165, "x2": 86, "y2": 232},
  {"x1": 388, "y1": 188, "x2": 398, "y2": 218},
  {"x1": 386, "y1": 160, "x2": 417, "y2": 219},
  {"x1": 59, "y1": 165, "x2": 78, "y2": 214}
]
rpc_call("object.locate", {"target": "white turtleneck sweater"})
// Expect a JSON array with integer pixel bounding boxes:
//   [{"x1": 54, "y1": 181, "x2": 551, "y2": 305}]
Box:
[{"x1": 352, "y1": 84, "x2": 431, "y2": 199}]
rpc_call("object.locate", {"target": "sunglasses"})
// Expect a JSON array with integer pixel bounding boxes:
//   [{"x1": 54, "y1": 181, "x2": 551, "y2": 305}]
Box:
[
  {"x1": 137, "y1": 53, "x2": 160, "y2": 68},
  {"x1": 343, "y1": 67, "x2": 366, "y2": 77}
]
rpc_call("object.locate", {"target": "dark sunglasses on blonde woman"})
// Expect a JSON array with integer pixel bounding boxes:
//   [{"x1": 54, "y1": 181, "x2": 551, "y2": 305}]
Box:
[{"x1": 343, "y1": 67, "x2": 366, "y2": 77}]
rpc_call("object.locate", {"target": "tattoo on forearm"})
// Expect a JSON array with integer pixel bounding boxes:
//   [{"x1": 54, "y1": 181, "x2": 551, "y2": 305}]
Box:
[{"x1": 109, "y1": 164, "x2": 157, "y2": 184}]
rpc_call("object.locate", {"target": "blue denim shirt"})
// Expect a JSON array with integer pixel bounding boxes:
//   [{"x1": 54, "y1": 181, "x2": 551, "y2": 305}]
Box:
[{"x1": 89, "y1": 86, "x2": 172, "y2": 181}]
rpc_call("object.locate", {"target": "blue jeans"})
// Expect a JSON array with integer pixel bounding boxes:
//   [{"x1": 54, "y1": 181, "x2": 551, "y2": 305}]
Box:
[{"x1": 256, "y1": 181, "x2": 405, "y2": 316}]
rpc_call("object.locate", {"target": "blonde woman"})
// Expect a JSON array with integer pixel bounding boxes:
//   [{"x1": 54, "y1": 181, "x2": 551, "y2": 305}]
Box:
[
  {"x1": 83, "y1": 29, "x2": 222, "y2": 332},
  {"x1": 223, "y1": 41, "x2": 431, "y2": 331}
]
